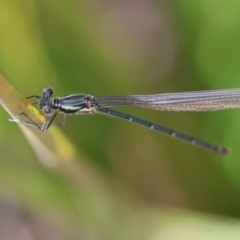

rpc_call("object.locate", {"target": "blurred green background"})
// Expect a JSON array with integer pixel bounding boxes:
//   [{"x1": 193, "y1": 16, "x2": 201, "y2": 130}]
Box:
[{"x1": 1, "y1": 0, "x2": 240, "y2": 239}]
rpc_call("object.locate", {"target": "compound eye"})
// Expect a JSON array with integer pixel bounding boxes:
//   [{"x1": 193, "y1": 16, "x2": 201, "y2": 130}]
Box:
[{"x1": 42, "y1": 106, "x2": 54, "y2": 116}]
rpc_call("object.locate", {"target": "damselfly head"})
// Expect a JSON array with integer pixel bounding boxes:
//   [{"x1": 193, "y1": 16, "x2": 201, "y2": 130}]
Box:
[{"x1": 40, "y1": 87, "x2": 54, "y2": 109}]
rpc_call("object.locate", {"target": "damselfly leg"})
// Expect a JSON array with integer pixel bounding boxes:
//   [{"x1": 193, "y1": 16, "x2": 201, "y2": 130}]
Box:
[
  {"x1": 10, "y1": 92, "x2": 64, "y2": 130},
  {"x1": 11, "y1": 110, "x2": 66, "y2": 130}
]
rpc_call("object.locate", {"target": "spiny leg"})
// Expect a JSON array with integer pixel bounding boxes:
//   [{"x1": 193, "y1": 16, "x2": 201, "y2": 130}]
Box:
[
  {"x1": 9, "y1": 118, "x2": 41, "y2": 129},
  {"x1": 25, "y1": 95, "x2": 41, "y2": 106},
  {"x1": 13, "y1": 112, "x2": 47, "y2": 130},
  {"x1": 39, "y1": 113, "x2": 66, "y2": 130},
  {"x1": 52, "y1": 114, "x2": 66, "y2": 126},
  {"x1": 26, "y1": 95, "x2": 41, "y2": 100},
  {"x1": 43, "y1": 112, "x2": 59, "y2": 130}
]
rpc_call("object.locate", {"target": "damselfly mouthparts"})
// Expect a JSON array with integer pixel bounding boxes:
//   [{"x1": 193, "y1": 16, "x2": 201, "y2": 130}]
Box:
[{"x1": 10, "y1": 86, "x2": 240, "y2": 155}]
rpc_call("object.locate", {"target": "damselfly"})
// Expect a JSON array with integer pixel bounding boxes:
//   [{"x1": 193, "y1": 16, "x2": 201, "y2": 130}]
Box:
[{"x1": 10, "y1": 86, "x2": 240, "y2": 155}]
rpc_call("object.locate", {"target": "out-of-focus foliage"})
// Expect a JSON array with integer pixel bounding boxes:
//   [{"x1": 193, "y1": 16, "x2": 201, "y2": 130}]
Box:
[{"x1": 1, "y1": 0, "x2": 240, "y2": 239}]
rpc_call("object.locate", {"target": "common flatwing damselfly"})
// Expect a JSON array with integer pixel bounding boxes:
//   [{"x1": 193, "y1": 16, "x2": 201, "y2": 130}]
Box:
[{"x1": 10, "y1": 87, "x2": 240, "y2": 156}]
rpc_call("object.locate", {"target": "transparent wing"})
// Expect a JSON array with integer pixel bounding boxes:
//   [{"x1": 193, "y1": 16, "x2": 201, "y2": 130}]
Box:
[{"x1": 95, "y1": 89, "x2": 240, "y2": 111}]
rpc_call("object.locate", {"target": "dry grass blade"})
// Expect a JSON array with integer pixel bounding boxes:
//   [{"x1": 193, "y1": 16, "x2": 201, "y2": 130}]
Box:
[{"x1": 0, "y1": 73, "x2": 76, "y2": 165}]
